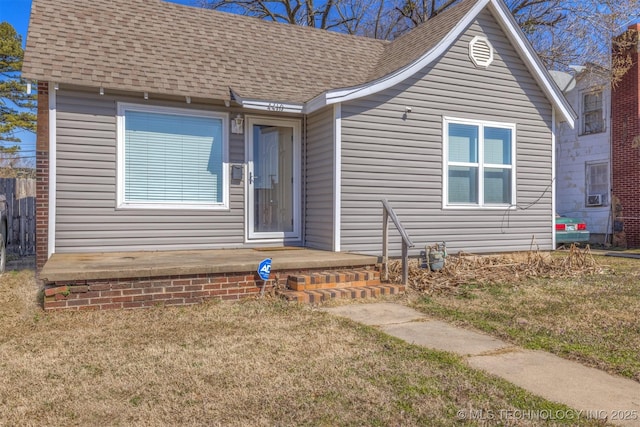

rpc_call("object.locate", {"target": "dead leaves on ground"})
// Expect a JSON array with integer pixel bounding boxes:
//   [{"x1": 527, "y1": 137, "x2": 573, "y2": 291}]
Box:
[{"x1": 388, "y1": 245, "x2": 605, "y2": 293}]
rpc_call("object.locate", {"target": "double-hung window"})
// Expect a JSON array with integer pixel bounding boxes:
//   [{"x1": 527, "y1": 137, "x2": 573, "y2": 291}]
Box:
[
  {"x1": 117, "y1": 103, "x2": 228, "y2": 209},
  {"x1": 582, "y1": 91, "x2": 604, "y2": 135},
  {"x1": 444, "y1": 117, "x2": 516, "y2": 208},
  {"x1": 585, "y1": 161, "x2": 609, "y2": 207}
]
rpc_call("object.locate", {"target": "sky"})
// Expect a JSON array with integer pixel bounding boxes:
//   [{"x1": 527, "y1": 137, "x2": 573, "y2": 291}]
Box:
[{"x1": 0, "y1": 0, "x2": 197, "y2": 163}]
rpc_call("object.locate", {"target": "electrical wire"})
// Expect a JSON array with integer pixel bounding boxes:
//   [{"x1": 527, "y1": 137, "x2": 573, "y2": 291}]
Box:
[{"x1": 500, "y1": 177, "x2": 555, "y2": 233}]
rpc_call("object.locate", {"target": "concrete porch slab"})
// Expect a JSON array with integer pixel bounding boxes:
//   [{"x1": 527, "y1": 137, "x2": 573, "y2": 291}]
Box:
[{"x1": 40, "y1": 248, "x2": 379, "y2": 282}]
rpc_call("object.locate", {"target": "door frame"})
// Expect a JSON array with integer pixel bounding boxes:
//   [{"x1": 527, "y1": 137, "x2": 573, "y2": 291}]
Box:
[{"x1": 245, "y1": 115, "x2": 302, "y2": 242}]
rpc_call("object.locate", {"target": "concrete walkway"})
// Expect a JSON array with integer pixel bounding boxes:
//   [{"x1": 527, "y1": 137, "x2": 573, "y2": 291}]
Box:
[{"x1": 324, "y1": 303, "x2": 640, "y2": 426}]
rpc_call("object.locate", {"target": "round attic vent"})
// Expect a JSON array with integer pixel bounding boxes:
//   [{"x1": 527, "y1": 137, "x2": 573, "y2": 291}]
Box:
[{"x1": 469, "y1": 36, "x2": 494, "y2": 68}]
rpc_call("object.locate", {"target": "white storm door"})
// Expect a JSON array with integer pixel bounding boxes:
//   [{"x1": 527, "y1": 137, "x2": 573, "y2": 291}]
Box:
[{"x1": 246, "y1": 117, "x2": 301, "y2": 240}]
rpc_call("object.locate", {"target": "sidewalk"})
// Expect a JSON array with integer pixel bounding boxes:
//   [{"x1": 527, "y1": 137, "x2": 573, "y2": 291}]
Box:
[{"x1": 324, "y1": 302, "x2": 640, "y2": 426}]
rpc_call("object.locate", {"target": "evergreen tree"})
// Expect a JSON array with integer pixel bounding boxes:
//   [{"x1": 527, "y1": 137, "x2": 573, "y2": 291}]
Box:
[{"x1": 0, "y1": 22, "x2": 36, "y2": 156}]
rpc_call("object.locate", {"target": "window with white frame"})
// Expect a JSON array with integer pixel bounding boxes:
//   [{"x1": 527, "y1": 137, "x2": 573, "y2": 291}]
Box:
[
  {"x1": 582, "y1": 91, "x2": 604, "y2": 135},
  {"x1": 444, "y1": 118, "x2": 515, "y2": 207},
  {"x1": 585, "y1": 162, "x2": 609, "y2": 207},
  {"x1": 117, "y1": 104, "x2": 228, "y2": 209}
]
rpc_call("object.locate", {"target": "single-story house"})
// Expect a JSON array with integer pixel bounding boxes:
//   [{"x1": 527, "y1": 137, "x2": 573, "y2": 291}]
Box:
[{"x1": 23, "y1": 0, "x2": 576, "y2": 308}]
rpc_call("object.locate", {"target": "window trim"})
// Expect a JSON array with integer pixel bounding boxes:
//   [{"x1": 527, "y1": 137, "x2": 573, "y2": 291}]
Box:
[
  {"x1": 584, "y1": 160, "x2": 609, "y2": 208},
  {"x1": 442, "y1": 116, "x2": 517, "y2": 210},
  {"x1": 581, "y1": 89, "x2": 605, "y2": 136},
  {"x1": 116, "y1": 102, "x2": 229, "y2": 210}
]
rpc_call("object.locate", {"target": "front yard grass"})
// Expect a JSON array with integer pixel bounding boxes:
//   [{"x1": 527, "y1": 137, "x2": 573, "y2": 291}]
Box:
[
  {"x1": 0, "y1": 269, "x2": 606, "y2": 426},
  {"x1": 409, "y1": 253, "x2": 640, "y2": 383}
]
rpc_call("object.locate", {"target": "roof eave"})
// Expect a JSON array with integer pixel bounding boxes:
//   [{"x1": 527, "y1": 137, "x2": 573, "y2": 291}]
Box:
[{"x1": 232, "y1": 89, "x2": 305, "y2": 114}]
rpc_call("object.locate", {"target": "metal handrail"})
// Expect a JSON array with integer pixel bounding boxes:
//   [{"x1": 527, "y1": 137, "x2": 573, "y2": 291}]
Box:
[{"x1": 381, "y1": 199, "x2": 414, "y2": 285}]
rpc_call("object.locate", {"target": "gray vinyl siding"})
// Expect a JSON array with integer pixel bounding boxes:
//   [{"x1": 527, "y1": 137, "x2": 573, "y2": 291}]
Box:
[
  {"x1": 340, "y1": 9, "x2": 554, "y2": 256},
  {"x1": 55, "y1": 90, "x2": 244, "y2": 252},
  {"x1": 304, "y1": 106, "x2": 335, "y2": 250}
]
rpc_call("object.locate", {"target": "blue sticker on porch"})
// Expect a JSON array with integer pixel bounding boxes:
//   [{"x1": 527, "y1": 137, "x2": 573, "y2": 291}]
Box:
[{"x1": 258, "y1": 258, "x2": 272, "y2": 281}]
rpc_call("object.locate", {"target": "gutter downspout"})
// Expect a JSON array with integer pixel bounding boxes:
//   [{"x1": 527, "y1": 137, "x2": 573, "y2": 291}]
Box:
[
  {"x1": 48, "y1": 82, "x2": 57, "y2": 258},
  {"x1": 333, "y1": 104, "x2": 342, "y2": 252}
]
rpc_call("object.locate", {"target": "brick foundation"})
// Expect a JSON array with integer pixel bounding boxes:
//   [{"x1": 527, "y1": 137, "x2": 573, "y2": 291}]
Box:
[
  {"x1": 43, "y1": 271, "x2": 279, "y2": 310},
  {"x1": 42, "y1": 266, "x2": 384, "y2": 310}
]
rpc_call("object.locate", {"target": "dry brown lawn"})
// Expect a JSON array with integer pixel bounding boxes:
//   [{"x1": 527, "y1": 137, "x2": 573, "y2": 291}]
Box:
[{"x1": 0, "y1": 269, "x2": 606, "y2": 426}]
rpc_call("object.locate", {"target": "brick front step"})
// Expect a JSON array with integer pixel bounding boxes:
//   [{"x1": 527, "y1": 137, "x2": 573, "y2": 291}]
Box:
[
  {"x1": 287, "y1": 270, "x2": 380, "y2": 291},
  {"x1": 279, "y1": 284, "x2": 405, "y2": 304}
]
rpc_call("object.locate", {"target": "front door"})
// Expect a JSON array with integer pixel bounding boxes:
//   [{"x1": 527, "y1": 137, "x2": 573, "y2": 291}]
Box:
[{"x1": 246, "y1": 117, "x2": 301, "y2": 241}]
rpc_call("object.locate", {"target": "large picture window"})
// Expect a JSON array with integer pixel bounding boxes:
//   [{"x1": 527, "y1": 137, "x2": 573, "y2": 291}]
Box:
[
  {"x1": 444, "y1": 117, "x2": 515, "y2": 208},
  {"x1": 117, "y1": 104, "x2": 228, "y2": 209}
]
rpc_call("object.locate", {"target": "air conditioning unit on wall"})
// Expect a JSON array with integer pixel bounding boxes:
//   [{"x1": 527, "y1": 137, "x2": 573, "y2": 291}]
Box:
[{"x1": 586, "y1": 194, "x2": 603, "y2": 207}]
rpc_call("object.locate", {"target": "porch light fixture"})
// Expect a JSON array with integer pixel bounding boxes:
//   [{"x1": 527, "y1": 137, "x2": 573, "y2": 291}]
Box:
[
  {"x1": 144, "y1": 92, "x2": 149, "y2": 100},
  {"x1": 231, "y1": 114, "x2": 244, "y2": 134},
  {"x1": 186, "y1": 96, "x2": 191, "y2": 104},
  {"x1": 99, "y1": 86, "x2": 104, "y2": 96},
  {"x1": 54, "y1": 82, "x2": 59, "y2": 91},
  {"x1": 224, "y1": 100, "x2": 231, "y2": 108}
]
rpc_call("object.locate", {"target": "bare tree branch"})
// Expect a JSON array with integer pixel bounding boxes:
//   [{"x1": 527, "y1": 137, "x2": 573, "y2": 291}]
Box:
[{"x1": 198, "y1": 0, "x2": 640, "y2": 85}]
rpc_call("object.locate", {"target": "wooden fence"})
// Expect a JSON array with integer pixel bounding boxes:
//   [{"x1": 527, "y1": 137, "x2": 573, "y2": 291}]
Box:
[{"x1": 0, "y1": 178, "x2": 36, "y2": 256}]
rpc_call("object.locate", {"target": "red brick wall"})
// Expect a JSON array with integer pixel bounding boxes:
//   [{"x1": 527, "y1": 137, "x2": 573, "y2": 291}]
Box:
[
  {"x1": 611, "y1": 25, "x2": 640, "y2": 248},
  {"x1": 36, "y1": 82, "x2": 50, "y2": 270},
  {"x1": 43, "y1": 272, "x2": 271, "y2": 310}
]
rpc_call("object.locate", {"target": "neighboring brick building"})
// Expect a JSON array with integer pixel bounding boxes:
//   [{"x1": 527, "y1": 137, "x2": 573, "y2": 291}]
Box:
[{"x1": 611, "y1": 24, "x2": 640, "y2": 248}]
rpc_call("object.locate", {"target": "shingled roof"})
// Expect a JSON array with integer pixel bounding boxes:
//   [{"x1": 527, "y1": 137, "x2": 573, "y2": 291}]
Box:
[
  {"x1": 23, "y1": 0, "x2": 576, "y2": 124},
  {"x1": 23, "y1": 0, "x2": 479, "y2": 104},
  {"x1": 370, "y1": 0, "x2": 479, "y2": 81}
]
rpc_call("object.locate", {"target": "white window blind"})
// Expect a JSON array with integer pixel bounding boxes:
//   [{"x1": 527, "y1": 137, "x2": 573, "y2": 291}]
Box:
[{"x1": 124, "y1": 110, "x2": 224, "y2": 204}]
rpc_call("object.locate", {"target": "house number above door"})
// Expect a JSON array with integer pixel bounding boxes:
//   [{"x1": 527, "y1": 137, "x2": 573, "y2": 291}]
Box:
[{"x1": 267, "y1": 102, "x2": 285, "y2": 112}]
